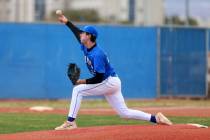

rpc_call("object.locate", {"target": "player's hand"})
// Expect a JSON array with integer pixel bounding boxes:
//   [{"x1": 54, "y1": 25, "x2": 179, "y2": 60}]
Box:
[
  {"x1": 76, "y1": 79, "x2": 86, "y2": 85},
  {"x1": 58, "y1": 15, "x2": 68, "y2": 24}
]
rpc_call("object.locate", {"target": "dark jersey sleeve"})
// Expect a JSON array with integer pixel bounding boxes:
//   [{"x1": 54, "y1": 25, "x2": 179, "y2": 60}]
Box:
[
  {"x1": 65, "y1": 21, "x2": 82, "y2": 43},
  {"x1": 86, "y1": 72, "x2": 104, "y2": 84}
]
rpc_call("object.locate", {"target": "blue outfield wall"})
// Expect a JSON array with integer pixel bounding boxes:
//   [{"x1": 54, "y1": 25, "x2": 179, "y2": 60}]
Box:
[
  {"x1": 160, "y1": 27, "x2": 207, "y2": 97},
  {"x1": 0, "y1": 23, "x2": 157, "y2": 99}
]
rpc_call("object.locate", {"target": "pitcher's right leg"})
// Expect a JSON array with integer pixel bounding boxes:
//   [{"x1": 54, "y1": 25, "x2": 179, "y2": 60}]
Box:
[
  {"x1": 105, "y1": 92, "x2": 172, "y2": 125},
  {"x1": 105, "y1": 90, "x2": 152, "y2": 121},
  {"x1": 104, "y1": 77, "x2": 172, "y2": 125}
]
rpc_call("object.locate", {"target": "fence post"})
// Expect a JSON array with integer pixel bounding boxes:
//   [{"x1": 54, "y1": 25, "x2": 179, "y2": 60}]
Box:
[
  {"x1": 206, "y1": 29, "x2": 209, "y2": 98},
  {"x1": 156, "y1": 27, "x2": 161, "y2": 98}
]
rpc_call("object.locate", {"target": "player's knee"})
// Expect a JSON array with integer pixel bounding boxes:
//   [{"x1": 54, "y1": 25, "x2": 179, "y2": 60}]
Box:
[
  {"x1": 72, "y1": 86, "x2": 78, "y2": 93},
  {"x1": 73, "y1": 85, "x2": 84, "y2": 93},
  {"x1": 72, "y1": 86, "x2": 82, "y2": 97},
  {"x1": 118, "y1": 109, "x2": 131, "y2": 119}
]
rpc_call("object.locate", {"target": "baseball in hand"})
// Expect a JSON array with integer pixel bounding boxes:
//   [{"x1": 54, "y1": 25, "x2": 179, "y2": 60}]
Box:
[{"x1": 56, "y1": 10, "x2": 63, "y2": 16}]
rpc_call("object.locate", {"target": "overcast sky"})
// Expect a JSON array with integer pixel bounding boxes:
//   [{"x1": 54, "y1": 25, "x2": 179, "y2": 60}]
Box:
[{"x1": 164, "y1": 0, "x2": 210, "y2": 20}]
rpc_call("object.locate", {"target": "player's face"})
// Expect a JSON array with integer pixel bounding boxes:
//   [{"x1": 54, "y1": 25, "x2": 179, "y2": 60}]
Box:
[{"x1": 80, "y1": 32, "x2": 91, "y2": 44}]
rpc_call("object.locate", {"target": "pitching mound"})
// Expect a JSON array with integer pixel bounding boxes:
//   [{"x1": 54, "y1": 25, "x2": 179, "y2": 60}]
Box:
[{"x1": 0, "y1": 124, "x2": 209, "y2": 140}]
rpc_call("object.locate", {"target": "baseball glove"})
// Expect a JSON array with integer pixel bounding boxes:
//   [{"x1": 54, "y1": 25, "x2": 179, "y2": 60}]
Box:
[{"x1": 67, "y1": 63, "x2": 80, "y2": 85}]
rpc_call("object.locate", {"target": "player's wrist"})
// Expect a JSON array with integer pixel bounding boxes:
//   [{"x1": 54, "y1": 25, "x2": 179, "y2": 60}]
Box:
[
  {"x1": 58, "y1": 15, "x2": 68, "y2": 24},
  {"x1": 65, "y1": 20, "x2": 70, "y2": 25},
  {"x1": 76, "y1": 79, "x2": 86, "y2": 85},
  {"x1": 63, "y1": 16, "x2": 68, "y2": 23}
]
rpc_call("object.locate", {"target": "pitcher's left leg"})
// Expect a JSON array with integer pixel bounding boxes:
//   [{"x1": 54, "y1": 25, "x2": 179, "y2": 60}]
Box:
[
  {"x1": 68, "y1": 79, "x2": 113, "y2": 119},
  {"x1": 56, "y1": 81, "x2": 110, "y2": 130}
]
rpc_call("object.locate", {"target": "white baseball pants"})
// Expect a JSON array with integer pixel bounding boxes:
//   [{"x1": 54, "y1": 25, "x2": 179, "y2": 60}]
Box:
[{"x1": 68, "y1": 76, "x2": 152, "y2": 121}]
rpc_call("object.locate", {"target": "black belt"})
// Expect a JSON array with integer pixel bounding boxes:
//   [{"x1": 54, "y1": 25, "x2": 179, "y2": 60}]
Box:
[{"x1": 110, "y1": 73, "x2": 117, "y2": 77}]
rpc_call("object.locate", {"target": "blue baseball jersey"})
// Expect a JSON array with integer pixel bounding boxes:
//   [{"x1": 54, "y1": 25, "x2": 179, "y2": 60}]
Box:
[{"x1": 80, "y1": 44, "x2": 116, "y2": 80}]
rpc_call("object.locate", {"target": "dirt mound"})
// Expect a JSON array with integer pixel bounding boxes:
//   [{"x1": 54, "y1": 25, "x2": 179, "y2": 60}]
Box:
[{"x1": 0, "y1": 125, "x2": 209, "y2": 140}]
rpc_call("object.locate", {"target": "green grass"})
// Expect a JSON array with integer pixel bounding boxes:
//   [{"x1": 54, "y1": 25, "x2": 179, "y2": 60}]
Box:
[
  {"x1": 0, "y1": 99, "x2": 210, "y2": 109},
  {"x1": 0, "y1": 113, "x2": 209, "y2": 134},
  {"x1": 0, "y1": 99, "x2": 209, "y2": 134}
]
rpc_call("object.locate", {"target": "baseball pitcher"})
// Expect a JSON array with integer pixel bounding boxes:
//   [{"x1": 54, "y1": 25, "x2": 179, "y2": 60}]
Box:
[{"x1": 55, "y1": 11, "x2": 172, "y2": 130}]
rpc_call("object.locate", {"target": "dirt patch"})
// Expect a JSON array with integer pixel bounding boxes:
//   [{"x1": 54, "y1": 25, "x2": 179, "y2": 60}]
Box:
[
  {"x1": 0, "y1": 107, "x2": 210, "y2": 117},
  {"x1": 0, "y1": 125, "x2": 209, "y2": 140}
]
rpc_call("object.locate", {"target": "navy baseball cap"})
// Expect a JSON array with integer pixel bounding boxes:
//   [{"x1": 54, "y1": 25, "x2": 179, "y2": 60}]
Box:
[{"x1": 82, "y1": 25, "x2": 98, "y2": 38}]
